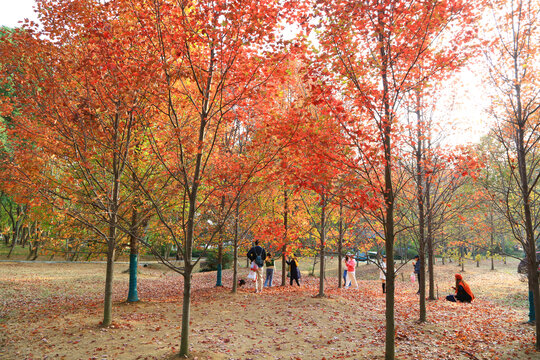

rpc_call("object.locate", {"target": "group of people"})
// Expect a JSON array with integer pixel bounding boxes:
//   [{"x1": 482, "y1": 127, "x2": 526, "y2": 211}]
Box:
[
  {"x1": 246, "y1": 241, "x2": 301, "y2": 293},
  {"x1": 346, "y1": 253, "x2": 474, "y2": 303},
  {"x1": 247, "y1": 242, "x2": 475, "y2": 303}
]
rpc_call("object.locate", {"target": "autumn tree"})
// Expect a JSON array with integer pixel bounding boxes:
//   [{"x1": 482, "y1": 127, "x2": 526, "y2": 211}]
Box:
[
  {"x1": 0, "y1": 0, "x2": 156, "y2": 326},
  {"x1": 314, "y1": 0, "x2": 481, "y2": 357},
  {"x1": 124, "y1": 0, "x2": 302, "y2": 356},
  {"x1": 483, "y1": 0, "x2": 540, "y2": 348}
]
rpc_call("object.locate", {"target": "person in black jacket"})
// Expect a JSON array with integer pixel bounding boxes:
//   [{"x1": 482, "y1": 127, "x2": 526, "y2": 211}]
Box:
[
  {"x1": 446, "y1": 273, "x2": 475, "y2": 303},
  {"x1": 413, "y1": 255, "x2": 421, "y2": 294},
  {"x1": 247, "y1": 241, "x2": 266, "y2": 293},
  {"x1": 286, "y1": 254, "x2": 301, "y2": 286}
]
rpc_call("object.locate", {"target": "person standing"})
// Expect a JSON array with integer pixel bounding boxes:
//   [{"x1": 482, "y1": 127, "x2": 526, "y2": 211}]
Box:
[
  {"x1": 247, "y1": 240, "x2": 266, "y2": 293},
  {"x1": 380, "y1": 256, "x2": 387, "y2": 294},
  {"x1": 413, "y1": 255, "x2": 421, "y2": 294},
  {"x1": 343, "y1": 256, "x2": 350, "y2": 287},
  {"x1": 264, "y1": 253, "x2": 275, "y2": 288},
  {"x1": 286, "y1": 254, "x2": 301, "y2": 286},
  {"x1": 446, "y1": 273, "x2": 474, "y2": 303},
  {"x1": 345, "y1": 254, "x2": 359, "y2": 289}
]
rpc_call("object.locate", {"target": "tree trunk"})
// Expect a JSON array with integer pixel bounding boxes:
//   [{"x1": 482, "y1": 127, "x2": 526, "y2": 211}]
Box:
[
  {"x1": 419, "y1": 242, "x2": 426, "y2": 322},
  {"x1": 415, "y1": 101, "x2": 427, "y2": 319},
  {"x1": 179, "y1": 200, "x2": 196, "y2": 357},
  {"x1": 338, "y1": 201, "x2": 344, "y2": 288},
  {"x1": 102, "y1": 238, "x2": 116, "y2": 327},
  {"x1": 178, "y1": 75, "x2": 212, "y2": 355},
  {"x1": 127, "y1": 207, "x2": 140, "y2": 303},
  {"x1": 216, "y1": 195, "x2": 226, "y2": 287},
  {"x1": 311, "y1": 253, "x2": 317, "y2": 277},
  {"x1": 426, "y1": 166, "x2": 435, "y2": 301},
  {"x1": 216, "y1": 242, "x2": 223, "y2": 287},
  {"x1": 490, "y1": 211, "x2": 495, "y2": 271},
  {"x1": 379, "y1": 18, "x2": 395, "y2": 357},
  {"x1": 231, "y1": 199, "x2": 240, "y2": 294},
  {"x1": 31, "y1": 241, "x2": 39, "y2": 261},
  {"x1": 281, "y1": 188, "x2": 288, "y2": 286},
  {"x1": 180, "y1": 266, "x2": 193, "y2": 356},
  {"x1": 518, "y1": 126, "x2": 540, "y2": 349},
  {"x1": 460, "y1": 246, "x2": 465, "y2": 272},
  {"x1": 317, "y1": 195, "x2": 326, "y2": 298}
]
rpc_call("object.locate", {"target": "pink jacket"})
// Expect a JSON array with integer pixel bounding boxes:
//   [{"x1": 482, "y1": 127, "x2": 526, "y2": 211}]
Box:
[{"x1": 346, "y1": 259, "x2": 356, "y2": 272}]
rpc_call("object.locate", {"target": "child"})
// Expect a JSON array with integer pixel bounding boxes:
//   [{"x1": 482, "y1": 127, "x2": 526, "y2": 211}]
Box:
[{"x1": 264, "y1": 253, "x2": 275, "y2": 287}]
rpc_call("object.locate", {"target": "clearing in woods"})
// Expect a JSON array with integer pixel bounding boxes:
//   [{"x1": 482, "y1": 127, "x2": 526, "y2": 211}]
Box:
[{"x1": 0, "y1": 258, "x2": 537, "y2": 359}]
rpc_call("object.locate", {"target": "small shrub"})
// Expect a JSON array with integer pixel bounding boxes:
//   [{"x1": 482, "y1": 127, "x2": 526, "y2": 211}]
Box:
[{"x1": 200, "y1": 249, "x2": 233, "y2": 272}]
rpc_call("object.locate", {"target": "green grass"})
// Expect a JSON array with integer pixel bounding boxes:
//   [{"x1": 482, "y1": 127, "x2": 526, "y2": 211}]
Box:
[{"x1": 0, "y1": 243, "x2": 30, "y2": 258}]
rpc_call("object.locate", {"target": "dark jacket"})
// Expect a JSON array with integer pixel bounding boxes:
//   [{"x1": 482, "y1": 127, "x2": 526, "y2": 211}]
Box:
[
  {"x1": 414, "y1": 259, "x2": 421, "y2": 274},
  {"x1": 456, "y1": 284, "x2": 473, "y2": 303},
  {"x1": 286, "y1": 258, "x2": 301, "y2": 279},
  {"x1": 247, "y1": 245, "x2": 266, "y2": 265}
]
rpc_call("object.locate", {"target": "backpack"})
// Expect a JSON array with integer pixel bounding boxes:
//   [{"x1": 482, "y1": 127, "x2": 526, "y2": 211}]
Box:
[{"x1": 255, "y1": 248, "x2": 264, "y2": 267}]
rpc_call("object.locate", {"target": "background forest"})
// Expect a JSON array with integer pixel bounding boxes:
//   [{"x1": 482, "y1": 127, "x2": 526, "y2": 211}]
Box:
[{"x1": 0, "y1": 0, "x2": 539, "y2": 359}]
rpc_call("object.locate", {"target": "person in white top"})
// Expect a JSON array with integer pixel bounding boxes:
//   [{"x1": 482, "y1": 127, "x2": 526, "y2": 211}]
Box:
[
  {"x1": 345, "y1": 254, "x2": 359, "y2": 289},
  {"x1": 380, "y1": 256, "x2": 387, "y2": 294}
]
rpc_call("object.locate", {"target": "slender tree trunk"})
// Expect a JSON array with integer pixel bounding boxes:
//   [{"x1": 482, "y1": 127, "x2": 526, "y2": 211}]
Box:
[
  {"x1": 31, "y1": 240, "x2": 39, "y2": 261},
  {"x1": 178, "y1": 73, "x2": 212, "y2": 355},
  {"x1": 180, "y1": 266, "x2": 192, "y2": 356},
  {"x1": 216, "y1": 242, "x2": 223, "y2": 287},
  {"x1": 419, "y1": 242, "x2": 426, "y2": 322},
  {"x1": 516, "y1": 121, "x2": 540, "y2": 349},
  {"x1": 426, "y1": 146, "x2": 435, "y2": 301},
  {"x1": 216, "y1": 196, "x2": 225, "y2": 287},
  {"x1": 311, "y1": 252, "x2": 317, "y2": 276},
  {"x1": 231, "y1": 198, "x2": 240, "y2": 294},
  {"x1": 379, "y1": 19, "x2": 396, "y2": 357},
  {"x1": 179, "y1": 196, "x2": 196, "y2": 357},
  {"x1": 281, "y1": 188, "x2": 288, "y2": 286},
  {"x1": 127, "y1": 206, "x2": 140, "y2": 303},
  {"x1": 318, "y1": 194, "x2": 326, "y2": 297},
  {"x1": 103, "y1": 120, "x2": 121, "y2": 326},
  {"x1": 338, "y1": 201, "x2": 344, "y2": 288},
  {"x1": 415, "y1": 103, "x2": 427, "y2": 321},
  {"x1": 102, "y1": 237, "x2": 116, "y2": 327}
]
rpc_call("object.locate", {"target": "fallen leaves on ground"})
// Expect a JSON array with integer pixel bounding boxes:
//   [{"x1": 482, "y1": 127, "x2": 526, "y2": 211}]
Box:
[{"x1": 0, "y1": 260, "x2": 537, "y2": 359}]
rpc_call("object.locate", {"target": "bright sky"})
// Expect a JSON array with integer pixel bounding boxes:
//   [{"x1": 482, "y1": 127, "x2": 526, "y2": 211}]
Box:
[{"x1": 0, "y1": 0, "x2": 38, "y2": 28}]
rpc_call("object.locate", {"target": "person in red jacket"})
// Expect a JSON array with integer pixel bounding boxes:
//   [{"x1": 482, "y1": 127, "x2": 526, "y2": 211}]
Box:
[
  {"x1": 345, "y1": 254, "x2": 359, "y2": 289},
  {"x1": 446, "y1": 273, "x2": 474, "y2": 303}
]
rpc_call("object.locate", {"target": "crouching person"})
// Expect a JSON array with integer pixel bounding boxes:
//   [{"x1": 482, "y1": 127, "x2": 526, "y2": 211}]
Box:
[{"x1": 446, "y1": 273, "x2": 474, "y2": 303}]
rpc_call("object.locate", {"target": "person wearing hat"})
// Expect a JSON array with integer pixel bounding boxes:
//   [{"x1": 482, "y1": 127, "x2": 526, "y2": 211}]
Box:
[
  {"x1": 345, "y1": 253, "x2": 359, "y2": 289},
  {"x1": 446, "y1": 273, "x2": 474, "y2": 303},
  {"x1": 286, "y1": 254, "x2": 301, "y2": 286}
]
